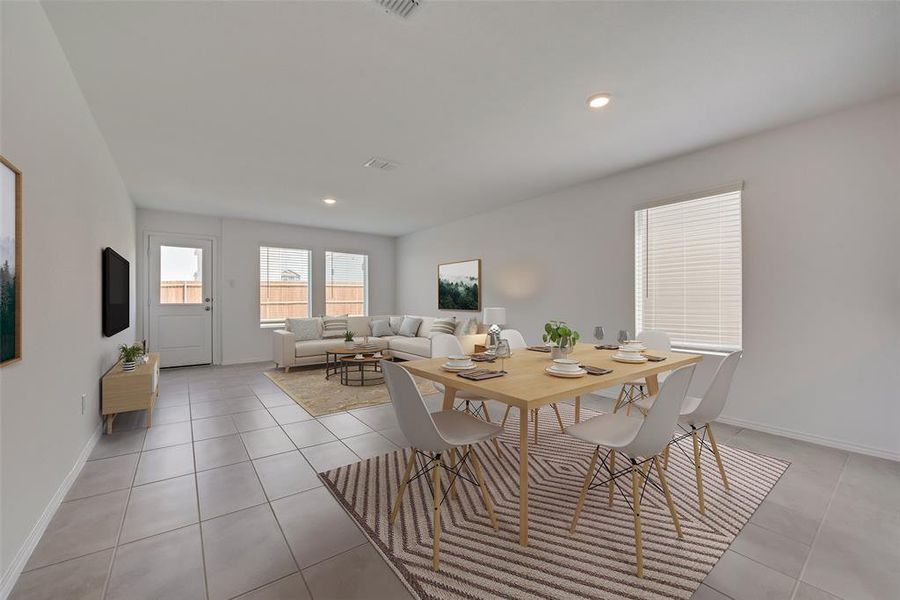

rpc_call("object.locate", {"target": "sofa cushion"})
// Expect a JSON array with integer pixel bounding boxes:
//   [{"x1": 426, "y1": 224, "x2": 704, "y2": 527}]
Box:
[
  {"x1": 370, "y1": 319, "x2": 393, "y2": 337},
  {"x1": 429, "y1": 317, "x2": 457, "y2": 337},
  {"x1": 347, "y1": 315, "x2": 374, "y2": 337},
  {"x1": 322, "y1": 315, "x2": 348, "y2": 338},
  {"x1": 286, "y1": 317, "x2": 320, "y2": 341},
  {"x1": 294, "y1": 339, "x2": 341, "y2": 357},
  {"x1": 388, "y1": 336, "x2": 431, "y2": 358},
  {"x1": 398, "y1": 316, "x2": 423, "y2": 337}
]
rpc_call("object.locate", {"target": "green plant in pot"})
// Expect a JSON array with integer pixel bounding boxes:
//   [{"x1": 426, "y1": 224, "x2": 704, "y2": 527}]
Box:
[
  {"x1": 542, "y1": 320, "x2": 581, "y2": 359},
  {"x1": 119, "y1": 343, "x2": 144, "y2": 372},
  {"x1": 343, "y1": 330, "x2": 355, "y2": 347}
]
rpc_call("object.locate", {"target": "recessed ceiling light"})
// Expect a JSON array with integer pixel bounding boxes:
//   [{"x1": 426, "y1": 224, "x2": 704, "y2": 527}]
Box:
[
  {"x1": 586, "y1": 93, "x2": 611, "y2": 110},
  {"x1": 322, "y1": 197, "x2": 337, "y2": 205}
]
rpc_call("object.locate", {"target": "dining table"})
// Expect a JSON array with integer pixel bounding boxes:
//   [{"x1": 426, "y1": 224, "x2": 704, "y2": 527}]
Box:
[{"x1": 401, "y1": 342, "x2": 703, "y2": 546}]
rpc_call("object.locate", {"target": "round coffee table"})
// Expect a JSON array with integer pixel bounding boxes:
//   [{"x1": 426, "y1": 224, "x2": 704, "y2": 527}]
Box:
[
  {"x1": 339, "y1": 354, "x2": 389, "y2": 386},
  {"x1": 324, "y1": 343, "x2": 387, "y2": 380}
]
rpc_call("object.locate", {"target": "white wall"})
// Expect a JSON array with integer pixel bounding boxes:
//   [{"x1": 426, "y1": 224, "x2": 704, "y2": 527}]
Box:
[
  {"x1": 397, "y1": 96, "x2": 900, "y2": 460},
  {"x1": 0, "y1": 1, "x2": 136, "y2": 581},
  {"x1": 135, "y1": 209, "x2": 396, "y2": 365}
]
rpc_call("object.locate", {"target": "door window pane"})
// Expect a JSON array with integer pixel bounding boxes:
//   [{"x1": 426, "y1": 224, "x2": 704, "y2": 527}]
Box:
[{"x1": 160, "y1": 246, "x2": 203, "y2": 304}]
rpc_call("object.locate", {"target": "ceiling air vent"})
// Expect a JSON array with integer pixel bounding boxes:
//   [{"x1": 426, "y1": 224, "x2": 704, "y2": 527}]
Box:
[
  {"x1": 374, "y1": 0, "x2": 419, "y2": 19},
  {"x1": 363, "y1": 156, "x2": 399, "y2": 171}
]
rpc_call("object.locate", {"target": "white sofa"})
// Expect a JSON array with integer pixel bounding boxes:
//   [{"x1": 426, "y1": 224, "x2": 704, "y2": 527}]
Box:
[{"x1": 273, "y1": 315, "x2": 483, "y2": 371}]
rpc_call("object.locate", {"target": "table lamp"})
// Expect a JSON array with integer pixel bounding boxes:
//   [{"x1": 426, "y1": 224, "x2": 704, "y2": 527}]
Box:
[{"x1": 482, "y1": 307, "x2": 507, "y2": 349}]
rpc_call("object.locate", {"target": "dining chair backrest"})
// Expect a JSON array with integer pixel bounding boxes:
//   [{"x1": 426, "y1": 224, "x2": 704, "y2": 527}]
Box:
[
  {"x1": 621, "y1": 364, "x2": 695, "y2": 459},
  {"x1": 686, "y1": 350, "x2": 742, "y2": 425},
  {"x1": 637, "y1": 330, "x2": 671, "y2": 352},
  {"x1": 500, "y1": 329, "x2": 528, "y2": 350},
  {"x1": 431, "y1": 333, "x2": 465, "y2": 359},
  {"x1": 382, "y1": 360, "x2": 450, "y2": 453}
]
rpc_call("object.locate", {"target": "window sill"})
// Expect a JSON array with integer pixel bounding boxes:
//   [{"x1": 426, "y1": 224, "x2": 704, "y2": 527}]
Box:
[
  {"x1": 672, "y1": 347, "x2": 740, "y2": 357},
  {"x1": 260, "y1": 323, "x2": 286, "y2": 330}
]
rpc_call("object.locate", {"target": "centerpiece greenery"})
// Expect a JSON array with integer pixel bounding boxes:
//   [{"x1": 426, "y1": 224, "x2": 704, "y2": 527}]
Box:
[
  {"x1": 343, "y1": 330, "x2": 355, "y2": 346},
  {"x1": 542, "y1": 320, "x2": 581, "y2": 358}
]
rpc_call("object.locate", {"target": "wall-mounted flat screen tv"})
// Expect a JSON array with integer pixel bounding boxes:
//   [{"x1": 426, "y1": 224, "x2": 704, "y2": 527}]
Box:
[{"x1": 102, "y1": 247, "x2": 129, "y2": 337}]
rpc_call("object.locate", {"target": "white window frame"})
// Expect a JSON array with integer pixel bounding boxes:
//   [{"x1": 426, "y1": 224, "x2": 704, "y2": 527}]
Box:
[
  {"x1": 634, "y1": 183, "x2": 743, "y2": 353},
  {"x1": 324, "y1": 250, "x2": 369, "y2": 317},
  {"x1": 259, "y1": 245, "x2": 312, "y2": 328}
]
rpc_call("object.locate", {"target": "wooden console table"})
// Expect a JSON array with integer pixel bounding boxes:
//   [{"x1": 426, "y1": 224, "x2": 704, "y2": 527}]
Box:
[{"x1": 101, "y1": 352, "x2": 159, "y2": 434}]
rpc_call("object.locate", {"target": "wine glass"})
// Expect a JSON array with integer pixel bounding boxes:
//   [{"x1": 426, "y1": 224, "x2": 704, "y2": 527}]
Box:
[
  {"x1": 617, "y1": 329, "x2": 630, "y2": 345},
  {"x1": 495, "y1": 339, "x2": 511, "y2": 373},
  {"x1": 593, "y1": 326, "x2": 605, "y2": 346}
]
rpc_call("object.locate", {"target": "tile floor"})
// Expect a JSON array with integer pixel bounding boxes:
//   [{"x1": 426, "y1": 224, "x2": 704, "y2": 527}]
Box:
[{"x1": 9, "y1": 362, "x2": 899, "y2": 600}]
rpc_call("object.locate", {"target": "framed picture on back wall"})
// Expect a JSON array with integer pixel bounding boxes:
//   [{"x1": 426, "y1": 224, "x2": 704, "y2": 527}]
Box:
[
  {"x1": 438, "y1": 259, "x2": 481, "y2": 311},
  {"x1": 1, "y1": 154, "x2": 22, "y2": 367}
]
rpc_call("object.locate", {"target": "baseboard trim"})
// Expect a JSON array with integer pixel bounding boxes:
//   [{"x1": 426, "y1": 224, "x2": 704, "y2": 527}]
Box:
[
  {"x1": 714, "y1": 415, "x2": 900, "y2": 462},
  {"x1": 0, "y1": 424, "x2": 103, "y2": 600}
]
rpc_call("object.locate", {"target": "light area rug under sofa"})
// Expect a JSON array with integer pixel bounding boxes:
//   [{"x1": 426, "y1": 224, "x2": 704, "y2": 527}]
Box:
[
  {"x1": 264, "y1": 366, "x2": 438, "y2": 417},
  {"x1": 319, "y1": 403, "x2": 789, "y2": 600}
]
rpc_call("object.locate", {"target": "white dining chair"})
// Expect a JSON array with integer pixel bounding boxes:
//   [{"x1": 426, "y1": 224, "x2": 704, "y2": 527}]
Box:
[
  {"x1": 430, "y1": 334, "x2": 502, "y2": 457},
  {"x1": 497, "y1": 329, "x2": 566, "y2": 443},
  {"x1": 613, "y1": 329, "x2": 671, "y2": 415},
  {"x1": 383, "y1": 360, "x2": 501, "y2": 571},
  {"x1": 567, "y1": 364, "x2": 695, "y2": 578},
  {"x1": 636, "y1": 350, "x2": 742, "y2": 514}
]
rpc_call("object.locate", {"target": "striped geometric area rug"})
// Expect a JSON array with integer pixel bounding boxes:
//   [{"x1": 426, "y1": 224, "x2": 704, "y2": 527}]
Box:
[{"x1": 320, "y1": 404, "x2": 789, "y2": 600}]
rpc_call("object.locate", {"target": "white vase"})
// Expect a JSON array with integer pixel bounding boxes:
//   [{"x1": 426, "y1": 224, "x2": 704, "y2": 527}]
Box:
[{"x1": 122, "y1": 360, "x2": 136, "y2": 372}]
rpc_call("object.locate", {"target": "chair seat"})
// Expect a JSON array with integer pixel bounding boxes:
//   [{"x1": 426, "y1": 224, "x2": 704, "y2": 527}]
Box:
[
  {"x1": 431, "y1": 410, "x2": 501, "y2": 446},
  {"x1": 434, "y1": 382, "x2": 485, "y2": 401},
  {"x1": 565, "y1": 413, "x2": 643, "y2": 450}
]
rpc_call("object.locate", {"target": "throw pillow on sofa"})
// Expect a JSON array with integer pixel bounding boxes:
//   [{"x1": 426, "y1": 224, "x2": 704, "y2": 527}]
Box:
[
  {"x1": 398, "y1": 316, "x2": 423, "y2": 337},
  {"x1": 322, "y1": 315, "x2": 348, "y2": 338},
  {"x1": 429, "y1": 317, "x2": 457, "y2": 337},
  {"x1": 370, "y1": 318, "x2": 393, "y2": 337},
  {"x1": 389, "y1": 316, "x2": 404, "y2": 334},
  {"x1": 287, "y1": 317, "x2": 320, "y2": 341}
]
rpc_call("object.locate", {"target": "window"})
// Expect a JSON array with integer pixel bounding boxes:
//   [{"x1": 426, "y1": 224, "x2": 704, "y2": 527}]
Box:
[
  {"x1": 160, "y1": 245, "x2": 203, "y2": 304},
  {"x1": 635, "y1": 189, "x2": 742, "y2": 351},
  {"x1": 325, "y1": 251, "x2": 368, "y2": 316},
  {"x1": 259, "y1": 246, "x2": 311, "y2": 326}
]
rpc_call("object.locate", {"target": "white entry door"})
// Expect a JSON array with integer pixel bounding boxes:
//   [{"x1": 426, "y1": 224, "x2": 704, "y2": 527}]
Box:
[{"x1": 148, "y1": 236, "x2": 213, "y2": 367}]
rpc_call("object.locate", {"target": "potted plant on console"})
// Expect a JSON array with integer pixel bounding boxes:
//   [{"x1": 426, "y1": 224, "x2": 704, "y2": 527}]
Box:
[
  {"x1": 343, "y1": 330, "x2": 355, "y2": 349},
  {"x1": 119, "y1": 343, "x2": 144, "y2": 372},
  {"x1": 542, "y1": 320, "x2": 581, "y2": 359}
]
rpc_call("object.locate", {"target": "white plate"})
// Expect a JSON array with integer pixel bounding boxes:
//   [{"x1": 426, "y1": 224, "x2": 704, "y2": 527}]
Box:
[
  {"x1": 612, "y1": 353, "x2": 648, "y2": 364},
  {"x1": 545, "y1": 366, "x2": 587, "y2": 378},
  {"x1": 442, "y1": 363, "x2": 476, "y2": 372}
]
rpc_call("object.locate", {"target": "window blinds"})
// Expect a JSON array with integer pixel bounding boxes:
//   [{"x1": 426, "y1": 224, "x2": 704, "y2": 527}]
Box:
[
  {"x1": 325, "y1": 251, "x2": 368, "y2": 316},
  {"x1": 635, "y1": 190, "x2": 742, "y2": 352},
  {"x1": 259, "y1": 246, "x2": 311, "y2": 325}
]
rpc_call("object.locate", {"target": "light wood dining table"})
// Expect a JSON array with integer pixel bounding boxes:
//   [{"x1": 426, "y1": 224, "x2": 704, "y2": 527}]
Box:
[{"x1": 402, "y1": 342, "x2": 702, "y2": 546}]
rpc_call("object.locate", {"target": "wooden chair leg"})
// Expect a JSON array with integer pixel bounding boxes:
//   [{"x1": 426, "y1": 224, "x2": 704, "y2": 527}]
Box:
[
  {"x1": 691, "y1": 430, "x2": 706, "y2": 515},
  {"x1": 654, "y1": 456, "x2": 682, "y2": 538},
  {"x1": 390, "y1": 449, "x2": 417, "y2": 524},
  {"x1": 432, "y1": 454, "x2": 442, "y2": 571},
  {"x1": 446, "y1": 450, "x2": 459, "y2": 500},
  {"x1": 500, "y1": 405, "x2": 512, "y2": 427},
  {"x1": 608, "y1": 450, "x2": 616, "y2": 506},
  {"x1": 662, "y1": 444, "x2": 671, "y2": 470},
  {"x1": 613, "y1": 386, "x2": 626, "y2": 413},
  {"x1": 632, "y1": 465, "x2": 644, "y2": 578},
  {"x1": 574, "y1": 396, "x2": 581, "y2": 423},
  {"x1": 706, "y1": 424, "x2": 730, "y2": 490},
  {"x1": 551, "y1": 403, "x2": 565, "y2": 433},
  {"x1": 469, "y1": 446, "x2": 499, "y2": 530},
  {"x1": 570, "y1": 446, "x2": 600, "y2": 533}
]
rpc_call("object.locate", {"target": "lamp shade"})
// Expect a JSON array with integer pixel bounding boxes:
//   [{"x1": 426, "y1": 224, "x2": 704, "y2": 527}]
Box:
[{"x1": 482, "y1": 307, "x2": 507, "y2": 326}]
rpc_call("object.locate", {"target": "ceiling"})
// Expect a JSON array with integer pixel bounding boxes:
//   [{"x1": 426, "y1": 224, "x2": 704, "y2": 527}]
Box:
[{"x1": 43, "y1": 1, "x2": 900, "y2": 236}]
